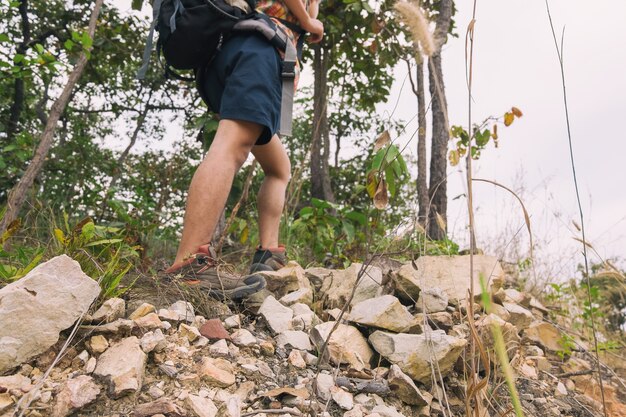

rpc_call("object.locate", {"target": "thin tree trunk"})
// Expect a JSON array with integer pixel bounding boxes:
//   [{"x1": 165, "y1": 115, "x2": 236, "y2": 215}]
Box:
[
  {"x1": 0, "y1": 0, "x2": 104, "y2": 238},
  {"x1": 6, "y1": 0, "x2": 31, "y2": 143},
  {"x1": 310, "y1": 44, "x2": 335, "y2": 202},
  {"x1": 427, "y1": 52, "x2": 449, "y2": 241},
  {"x1": 416, "y1": 58, "x2": 428, "y2": 227},
  {"x1": 426, "y1": 0, "x2": 452, "y2": 241}
]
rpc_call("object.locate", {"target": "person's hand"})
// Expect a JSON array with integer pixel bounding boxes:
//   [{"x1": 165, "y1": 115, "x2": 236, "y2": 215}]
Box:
[{"x1": 302, "y1": 17, "x2": 324, "y2": 43}]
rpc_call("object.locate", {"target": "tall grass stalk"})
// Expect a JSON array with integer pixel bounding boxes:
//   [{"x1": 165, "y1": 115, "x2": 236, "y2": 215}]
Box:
[{"x1": 479, "y1": 275, "x2": 524, "y2": 417}]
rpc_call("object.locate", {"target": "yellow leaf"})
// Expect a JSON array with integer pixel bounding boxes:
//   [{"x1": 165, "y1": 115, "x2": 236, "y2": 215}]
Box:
[
  {"x1": 373, "y1": 130, "x2": 391, "y2": 152},
  {"x1": 240, "y1": 224, "x2": 249, "y2": 244},
  {"x1": 373, "y1": 179, "x2": 389, "y2": 209},
  {"x1": 448, "y1": 150, "x2": 460, "y2": 166},
  {"x1": 366, "y1": 171, "x2": 378, "y2": 198},
  {"x1": 504, "y1": 112, "x2": 514, "y2": 126},
  {"x1": 492, "y1": 124, "x2": 498, "y2": 140},
  {"x1": 54, "y1": 228, "x2": 66, "y2": 245},
  {"x1": 511, "y1": 106, "x2": 523, "y2": 117}
]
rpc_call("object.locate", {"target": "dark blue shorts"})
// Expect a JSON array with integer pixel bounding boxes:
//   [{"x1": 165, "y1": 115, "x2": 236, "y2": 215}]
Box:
[{"x1": 199, "y1": 33, "x2": 282, "y2": 145}]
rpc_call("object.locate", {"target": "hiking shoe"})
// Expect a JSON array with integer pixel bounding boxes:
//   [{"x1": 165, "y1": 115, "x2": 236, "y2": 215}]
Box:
[
  {"x1": 249, "y1": 245, "x2": 288, "y2": 273},
  {"x1": 164, "y1": 245, "x2": 266, "y2": 301}
]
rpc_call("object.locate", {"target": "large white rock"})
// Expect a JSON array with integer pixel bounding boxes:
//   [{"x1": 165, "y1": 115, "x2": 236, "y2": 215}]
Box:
[
  {"x1": 416, "y1": 287, "x2": 449, "y2": 313},
  {"x1": 93, "y1": 336, "x2": 147, "y2": 398},
  {"x1": 0, "y1": 255, "x2": 100, "y2": 374},
  {"x1": 348, "y1": 295, "x2": 416, "y2": 333},
  {"x1": 258, "y1": 295, "x2": 293, "y2": 334},
  {"x1": 523, "y1": 321, "x2": 562, "y2": 352},
  {"x1": 310, "y1": 322, "x2": 373, "y2": 370},
  {"x1": 319, "y1": 263, "x2": 384, "y2": 309},
  {"x1": 393, "y1": 255, "x2": 504, "y2": 303},
  {"x1": 258, "y1": 261, "x2": 312, "y2": 301},
  {"x1": 90, "y1": 298, "x2": 125, "y2": 324},
  {"x1": 502, "y1": 302, "x2": 533, "y2": 329},
  {"x1": 369, "y1": 330, "x2": 467, "y2": 383}
]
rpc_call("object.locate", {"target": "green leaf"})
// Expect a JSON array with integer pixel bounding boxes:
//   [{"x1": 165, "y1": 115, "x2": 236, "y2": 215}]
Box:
[
  {"x1": 81, "y1": 32, "x2": 93, "y2": 49},
  {"x1": 371, "y1": 149, "x2": 384, "y2": 170},
  {"x1": 342, "y1": 220, "x2": 356, "y2": 242},
  {"x1": 84, "y1": 238, "x2": 124, "y2": 247},
  {"x1": 131, "y1": 0, "x2": 144, "y2": 10},
  {"x1": 311, "y1": 198, "x2": 332, "y2": 209},
  {"x1": 0, "y1": 33, "x2": 10, "y2": 43},
  {"x1": 299, "y1": 207, "x2": 314, "y2": 218},
  {"x1": 385, "y1": 165, "x2": 396, "y2": 197},
  {"x1": 345, "y1": 210, "x2": 367, "y2": 225},
  {"x1": 34, "y1": 43, "x2": 44, "y2": 53},
  {"x1": 64, "y1": 39, "x2": 74, "y2": 50}
]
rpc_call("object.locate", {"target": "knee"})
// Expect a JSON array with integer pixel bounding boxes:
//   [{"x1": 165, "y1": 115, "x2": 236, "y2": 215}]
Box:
[
  {"x1": 207, "y1": 139, "x2": 254, "y2": 170},
  {"x1": 265, "y1": 157, "x2": 291, "y2": 185}
]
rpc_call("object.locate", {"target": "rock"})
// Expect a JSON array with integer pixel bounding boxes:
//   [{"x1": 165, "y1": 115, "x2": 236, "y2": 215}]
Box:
[
  {"x1": 502, "y1": 302, "x2": 533, "y2": 329},
  {"x1": 279, "y1": 288, "x2": 313, "y2": 306},
  {"x1": 80, "y1": 318, "x2": 134, "y2": 335},
  {"x1": 0, "y1": 374, "x2": 32, "y2": 393},
  {"x1": 180, "y1": 323, "x2": 202, "y2": 342},
  {"x1": 288, "y1": 350, "x2": 307, "y2": 369},
  {"x1": 51, "y1": 375, "x2": 101, "y2": 417},
  {"x1": 187, "y1": 394, "x2": 218, "y2": 417},
  {"x1": 0, "y1": 255, "x2": 101, "y2": 374},
  {"x1": 134, "y1": 399, "x2": 186, "y2": 417},
  {"x1": 169, "y1": 300, "x2": 195, "y2": 322},
  {"x1": 349, "y1": 295, "x2": 417, "y2": 333},
  {"x1": 230, "y1": 329, "x2": 257, "y2": 347},
  {"x1": 128, "y1": 302, "x2": 156, "y2": 320},
  {"x1": 93, "y1": 336, "x2": 147, "y2": 398},
  {"x1": 91, "y1": 298, "x2": 125, "y2": 324},
  {"x1": 475, "y1": 314, "x2": 520, "y2": 352},
  {"x1": 158, "y1": 308, "x2": 181, "y2": 322},
  {"x1": 198, "y1": 357, "x2": 236, "y2": 388},
  {"x1": 259, "y1": 340, "x2": 274, "y2": 356},
  {"x1": 393, "y1": 255, "x2": 503, "y2": 304},
  {"x1": 310, "y1": 322, "x2": 373, "y2": 370},
  {"x1": 305, "y1": 266, "x2": 333, "y2": 291},
  {"x1": 199, "y1": 319, "x2": 231, "y2": 341},
  {"x1": 133, "y1": 312, "x2": 164, "y2": 331},
  {"x1": 416, "y1": 287, "x2": 448, "y2": 313},
  {"x1": 369, "y1": 330, "x2": 466, "y2": 383},
  {"x1": 523, "y1": 321, "x2": 562, "y2": 352},
  {"x1": 315, "y1": 373, "x2": 335, "y2": 401},
  {"x1": 258, "y1": 261, "x2": 312, "y2": 298},
  {"x1": 209, "y1": 339, "x2": 230, "y2": 357},
  {"x1": 387, "y1": 365, "x2": 431, "y2": 406},
  {"x1": 223, "y1": 315, "x2": 241, "y2": 330},
  {"x1": 320, "y1": 263, "x2": 384, "y2": 309},
  {"x1": 86, "y1": 335, "x2": 109, "y2": 355},
  {"x1": 219, "y1": 395, "x2": 242, "y2": 417},
  {"x1": 0, "y1": 393, "x2": 13, "y2": 414},
  {"x1": 490, "y1": 303, "x2": 511, "y2": 322},
  {"x1": 504, "y1": 289, "x2": 531, "y2": 307},
  {"x1": 518, "y1": 362, "x2": 538, "y2": 379},
  {"x1": 140, "y1": 329, "x2": 167, "y2": 353},
  {"x1": 331, "y1": 386, "x2": 354, "y2": 410},
  {"x1": 85, "y1": 356, "x2": 97, "y2": 374},
  {"x1": 258, "y1": 296, "x2": 293, "y2": 334},
  {"x1": 276, "y1": 330, "x2": 313, "y2": 351},
  {"x1": 415, "y1": 312, "x2": 453, "y2": 331},
  {"x1": 372, "y1": 404, "x2": 406, "y2": 417}
]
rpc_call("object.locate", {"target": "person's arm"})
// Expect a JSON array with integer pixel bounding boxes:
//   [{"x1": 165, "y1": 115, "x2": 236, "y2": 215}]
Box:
[
  {"x1": 283, "y1": 0, "x2": 324, "y2": 43},
  {"x1": 308, "y1": 0, "x2": 319, "y2": 19}
]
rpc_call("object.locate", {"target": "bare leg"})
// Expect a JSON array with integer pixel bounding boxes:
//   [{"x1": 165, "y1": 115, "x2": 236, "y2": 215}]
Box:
[
  {"x1": 174, "y1": 119, "x2": 262, "y2": 265},
  {"x1": 251, "y1": 135, "x2": 291, "y2": 249}
]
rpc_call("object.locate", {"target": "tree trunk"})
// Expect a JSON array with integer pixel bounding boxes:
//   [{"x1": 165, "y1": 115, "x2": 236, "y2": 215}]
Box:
[
  {"x1": 6, "y1": 0, "x2": 31, "y2": 143},
  {"x1": 310, "y1": 44, "x2": 335, "y2": 202},
  {"x1": 0, "y1": 0, "x2": 105, "y2": 238},
  {"x1": 416, "y1": 58, "x2": 428, "y2": 227},
  {"x1": 427, "y1": 52, "x2": 449, "y2": 240}
]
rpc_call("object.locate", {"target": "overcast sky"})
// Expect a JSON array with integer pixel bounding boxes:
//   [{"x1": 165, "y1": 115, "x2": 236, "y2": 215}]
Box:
[
  {"x1": 115, "y1": 0, "x2": 625, "y2": 279},
  {"x1": 370, "y1": 0, "x2": 626, "y2": 279}
]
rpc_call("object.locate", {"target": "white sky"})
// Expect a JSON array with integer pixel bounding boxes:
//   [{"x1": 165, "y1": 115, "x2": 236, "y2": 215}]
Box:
[
  {"x1": 368, "y1": 0, "x2": 626, "y2": 280},
  {"x1": 113, "y1": 0, "x2": 626, "y2": 279}
]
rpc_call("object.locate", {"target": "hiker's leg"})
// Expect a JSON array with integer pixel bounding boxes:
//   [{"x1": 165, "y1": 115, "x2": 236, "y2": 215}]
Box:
[
  {"x1": 174, "y1": 119, "x2": 263, "y2": 264},
  {"x1": 251, "y1": 135, "x2": 291, "y2": 249}
]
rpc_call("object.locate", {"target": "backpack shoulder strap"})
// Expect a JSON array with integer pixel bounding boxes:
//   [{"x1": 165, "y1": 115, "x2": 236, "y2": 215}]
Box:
[{"x1": 137, "y1": 0, "x2": 164, "y2": 80}]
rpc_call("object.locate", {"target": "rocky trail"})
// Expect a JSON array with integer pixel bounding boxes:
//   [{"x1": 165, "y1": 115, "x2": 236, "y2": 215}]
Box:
[{"x1": 0, "y1": 255, "x2": 624, "y2": 417}]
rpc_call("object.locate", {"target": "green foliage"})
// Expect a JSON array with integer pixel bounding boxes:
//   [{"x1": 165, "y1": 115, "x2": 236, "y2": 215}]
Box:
[
  {"x1": 0, "y1": 244, "x2": 44, "y2": 283},
  {"x1": 556, "y1": 333, "x2": 576, "y2": 360},
  {"x1": 52, "y1": 214, "x2": 141, "y2": 299},
  {"x1": 448, "y1": 107, "x2": 523, "y2": 166},
  {"x1": 289, "y1": 198, "x2": 368, "y2": 265}
]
